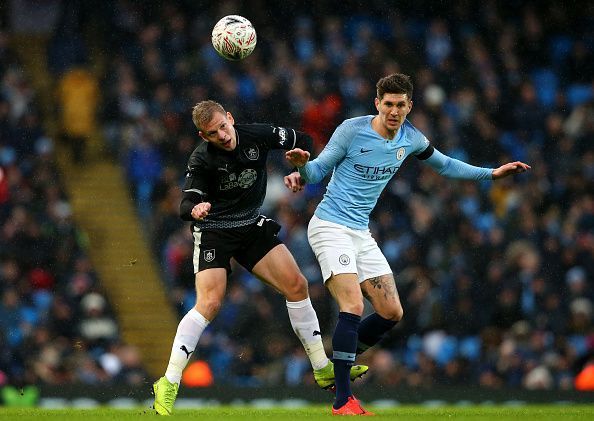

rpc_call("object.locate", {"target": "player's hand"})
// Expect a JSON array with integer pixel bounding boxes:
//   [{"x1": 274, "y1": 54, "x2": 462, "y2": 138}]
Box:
[
  {"x1": 492, "y1": 161, "x2": 531, "y2": 179},
  {"x1": 191, "y1": 202, "x2": 211, "y2": 220},
  {"x1": 285, "y1": 148, "x2": 310, "y2": 168},
  {"x1": 284, "y1": 171, "x2": 306, "y2": 192}
]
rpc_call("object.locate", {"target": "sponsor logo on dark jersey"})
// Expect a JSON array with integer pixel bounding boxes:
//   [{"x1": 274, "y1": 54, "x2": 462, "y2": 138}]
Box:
[
  {"x1": 278, "y1": 127, "x2": 287, "y2": 145},
  {"x1": 220, "y1": 169, "x2": 257, "y2": 190},
  {"x1": 237, "y1": 169, "x2": 257, "y2": 188}
]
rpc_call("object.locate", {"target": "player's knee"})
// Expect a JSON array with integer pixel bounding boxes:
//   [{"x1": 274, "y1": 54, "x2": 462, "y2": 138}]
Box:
[
  {"x1": 342, "y1": 300, "x2": 364, "y2": 316},
  {"x1": 196, "y1": 297, "x2": 223, "y2": 319},
  {"x1": 282, "y1": 273, "x2": 308, "y2": 300},
  {"x1": 383, "y1": 303, "x2": 404, "y2": 322},
  {"x1": 394, "y1": 305, "x2": 404, "y2": 322}
]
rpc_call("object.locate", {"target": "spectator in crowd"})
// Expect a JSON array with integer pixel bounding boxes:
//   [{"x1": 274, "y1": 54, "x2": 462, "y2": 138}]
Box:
[
  {"x1": 56, "y1": 66, "x2": 99, "y2": 163},
  {"x1": 0, "y1": 28, "x2": 141, "y2": 389}
]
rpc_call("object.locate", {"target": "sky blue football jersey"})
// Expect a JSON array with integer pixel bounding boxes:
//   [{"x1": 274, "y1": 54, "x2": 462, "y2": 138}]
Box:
[{"x1": 299, "y1": 115, "x2": 492, "y2": 229}]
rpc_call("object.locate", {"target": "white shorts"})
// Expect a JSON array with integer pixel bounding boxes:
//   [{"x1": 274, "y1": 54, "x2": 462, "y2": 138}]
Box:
[{"x1": 307, "y1": 215, "x2": 392, "y2": 283}]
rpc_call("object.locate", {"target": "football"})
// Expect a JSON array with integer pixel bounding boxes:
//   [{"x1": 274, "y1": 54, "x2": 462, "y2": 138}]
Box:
[{"x1": 211, "y1": 15, "x2": 257, "y2": 61}]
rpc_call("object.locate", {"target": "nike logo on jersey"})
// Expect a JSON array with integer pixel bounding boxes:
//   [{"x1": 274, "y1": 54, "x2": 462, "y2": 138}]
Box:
[
  {"x1": 360, "y1": 148, "x2": 373, "y2": 153},
  {"x1": 180, "y1": 345, "x2": 194, "y2": 359},
  {"x1": 313, "y1": 330, "x2": 321, "y2": 336}
]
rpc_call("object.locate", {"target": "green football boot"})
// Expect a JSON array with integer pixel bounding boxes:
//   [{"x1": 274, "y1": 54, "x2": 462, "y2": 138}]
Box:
[
  {"x1": 313, "y1": 360, "x2": 369, "y2": 390},
  {"x1": 153, "y1": 376, "x2": 179, "y2": 415}
]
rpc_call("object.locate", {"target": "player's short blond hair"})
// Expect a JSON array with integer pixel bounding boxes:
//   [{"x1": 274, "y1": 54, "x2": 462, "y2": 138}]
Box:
[{"x1": 192, "y1": 100, "x2": 226, "y2": 131}]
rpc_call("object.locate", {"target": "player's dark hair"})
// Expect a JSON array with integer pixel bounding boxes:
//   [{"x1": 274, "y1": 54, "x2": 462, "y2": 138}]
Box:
[
  {"x1": 376, "y1": 73, "x2": 413, "y2": 100},
  {"x1": 192, "y1": 100, "x2": 226, "y2": 131}
]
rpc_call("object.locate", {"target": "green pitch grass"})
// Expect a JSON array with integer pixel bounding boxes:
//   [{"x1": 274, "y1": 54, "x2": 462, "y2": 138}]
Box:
[{"x1": 2, "y1": 405, "x2": 594, "y2": 420}]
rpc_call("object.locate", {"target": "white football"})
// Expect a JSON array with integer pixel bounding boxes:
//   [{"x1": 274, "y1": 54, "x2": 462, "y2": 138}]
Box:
[{"x1": 211, "y1": 15, "x2": 257, "y2": 61}]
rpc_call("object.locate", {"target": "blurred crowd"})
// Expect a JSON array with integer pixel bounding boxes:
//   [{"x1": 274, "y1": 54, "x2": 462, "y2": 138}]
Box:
[
  {"x1": 0, "y1": 21, "x2": 146, "y2": 389},
  {"x1": 3, "y1": 0, "x2": 594, "y2": 392}
]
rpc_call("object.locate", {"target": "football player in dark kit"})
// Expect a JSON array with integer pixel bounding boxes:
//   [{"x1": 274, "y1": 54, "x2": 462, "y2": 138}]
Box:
[{"x1": 153, "y1": 100, "x2": 367, "y2": 415}]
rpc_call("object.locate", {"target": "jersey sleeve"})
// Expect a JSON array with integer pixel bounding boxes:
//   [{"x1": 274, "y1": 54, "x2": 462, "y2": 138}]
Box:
[
  {"x1": 241, "y1": 124, "x2": 312, "y2": 151},
  {"x1": 409, "y1": 123, "x2": 433, "y2": 159},
  {"x1": 180, "y1": 155, "x2": 210, "y2": 220},
  {"x1": 404, "y1": 122, "x2": 493, "y2": 180},
  {"x1": 182, "y1": 157, "x2": 209, "y2": 198},
  {"x1": 298, "y1": 122, "x2": 350, "y2": 183},
  {"x1": 423, "y1": 147, "x2": 494, "y2": 180},
  {"x1": 272, "y1": 126, "x2": 313, "y2": 151}
]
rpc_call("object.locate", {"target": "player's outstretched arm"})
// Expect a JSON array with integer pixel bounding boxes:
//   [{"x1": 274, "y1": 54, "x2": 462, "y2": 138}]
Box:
[
  {"x1": 285, "y1": 148, "x2": 310, "y2": 168},
  {"x1": 492, "y1": 161, "x2": 531, "y2": 179}
]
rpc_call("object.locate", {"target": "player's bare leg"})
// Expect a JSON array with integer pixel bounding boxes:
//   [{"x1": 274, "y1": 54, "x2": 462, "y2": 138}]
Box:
[
  {"x1": 154, "y1": 269, "x2": 226, "y2": 415},
  {"x1": 360, "y1": 274, "x2": 403, "y2": 321},
  {"x1": 326, "y1": 274, "x2": 372, "y2": 414},
  {"x1": 357, "y1": 274, "x2": 402, "y2": 353},
  {"x1": 253, "y1": 244, "x2": 330, "y2": 369},
  {"x1": 252, "y1": 245, "x2": 368, "y2": 389}
]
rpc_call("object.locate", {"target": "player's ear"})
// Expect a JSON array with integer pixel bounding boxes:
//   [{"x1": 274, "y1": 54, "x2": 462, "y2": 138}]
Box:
[
  {"x1": 374, "y1": 97, "x2": 380, "y2": 112},
  {"x1": 226, "y1": 111, "x2": 235, "y2": 125},
  {"x1": 198, "y1": 131, "x2": 209, "y2": 142}
]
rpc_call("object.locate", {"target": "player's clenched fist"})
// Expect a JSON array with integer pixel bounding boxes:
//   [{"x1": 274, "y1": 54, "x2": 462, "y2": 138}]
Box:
[
  {"x1": 285, "y1": 148, "x2": 310, "y2": 168},
  {"x1": 191, "y1": 202, "x2": 211, "y2": 220},
  {"x1": 284, "y1": 171, "x2": 305, "y2": 192}
]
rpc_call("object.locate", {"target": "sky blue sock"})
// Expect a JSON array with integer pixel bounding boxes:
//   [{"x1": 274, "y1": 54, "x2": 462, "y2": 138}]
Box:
[{"x1": 332, "y1": 312, "x2": 360, "y2": 409}]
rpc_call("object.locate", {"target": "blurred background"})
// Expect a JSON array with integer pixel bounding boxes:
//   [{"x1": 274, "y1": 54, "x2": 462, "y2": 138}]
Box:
[{"x1": 0, "y1": 0, "x2": 593, "y2": 407}]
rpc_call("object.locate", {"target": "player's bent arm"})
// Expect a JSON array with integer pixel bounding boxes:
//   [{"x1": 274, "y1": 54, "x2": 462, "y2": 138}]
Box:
[
  {"x1": 179, "y1": 190, "x2": 206, "y2": 221},
  {"x1": 420, "y1": 146, "x2": 493, "y2": 180},
  {"x1": 284, "y1": 131, "x2": 313, "y2": 179},
  {"x1": 294, "y1": 131, "x2": 313, "y2": 152},
  {"x1": 284, "y1": 171, "x2": 305, "y2": 192},
  {"x1": 267, "y1": 126, "x2": 313, "y2": 152}
]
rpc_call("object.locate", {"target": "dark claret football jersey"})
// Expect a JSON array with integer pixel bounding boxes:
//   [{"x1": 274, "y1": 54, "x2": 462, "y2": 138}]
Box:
[{"x1": 182, "y1": 124, "x2": 310, "y2": 230}]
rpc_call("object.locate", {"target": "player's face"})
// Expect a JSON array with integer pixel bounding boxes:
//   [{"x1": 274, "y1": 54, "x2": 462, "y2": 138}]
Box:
[
  {"x1": 199, "y1": 111, "x2": 237, "y2": 151},
  {"x1": 375, "y1": 93, "x2": 412, "y2": 137}
]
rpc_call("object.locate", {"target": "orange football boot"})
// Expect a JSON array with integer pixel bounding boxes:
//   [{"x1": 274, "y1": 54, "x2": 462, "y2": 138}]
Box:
[{"x1": 332, "y1": 396, "x2": 375, "y2": 416}]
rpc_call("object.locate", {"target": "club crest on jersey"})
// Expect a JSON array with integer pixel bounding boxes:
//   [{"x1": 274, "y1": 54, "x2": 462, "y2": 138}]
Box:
[
  {"x1": 339, "y1": 254, "x2": 351, "y2": 265},
  {"x1": 396, "y1": 147, "x2": 406, "y2": 160},
  {"x1": 243, "y1": 146, "x2": 259, "y2": 160},
  {"x1": 203, "y1": 249, "x2": 215, "y2": 262}
]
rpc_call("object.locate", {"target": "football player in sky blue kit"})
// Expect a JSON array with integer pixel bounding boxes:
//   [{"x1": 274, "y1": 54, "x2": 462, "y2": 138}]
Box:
[{"x1": 285, "y1": 73, "x2": 530, "y2": 415}]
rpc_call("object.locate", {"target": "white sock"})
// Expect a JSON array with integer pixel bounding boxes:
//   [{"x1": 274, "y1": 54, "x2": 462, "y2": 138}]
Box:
[
  {"x1": 286, "y1": 297, "x2": 330, "y2": 370},
  {"x1": 164, "y1": 308, "x2": 210, "y2": 385}
]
